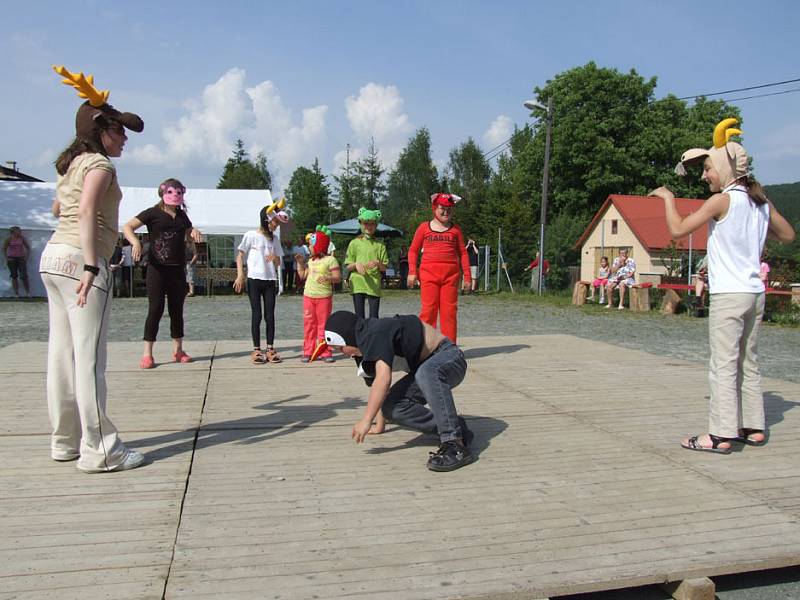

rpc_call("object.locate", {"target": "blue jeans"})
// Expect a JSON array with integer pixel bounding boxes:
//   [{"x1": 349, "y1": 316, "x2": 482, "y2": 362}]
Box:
[{"x1": 381, "y1": 339, "x2": 466, "y2": 443}]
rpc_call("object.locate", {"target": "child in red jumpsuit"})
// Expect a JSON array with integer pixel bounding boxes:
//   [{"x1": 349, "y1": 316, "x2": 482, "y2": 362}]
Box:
[{"x1": 407, "y1": 193, "x2": 471, "y2": 342}]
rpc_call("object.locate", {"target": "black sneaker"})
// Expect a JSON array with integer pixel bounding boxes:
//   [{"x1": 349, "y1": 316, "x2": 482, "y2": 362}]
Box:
[{"x1": 427, "y1": 441, "x2": 475, "y2": 472}]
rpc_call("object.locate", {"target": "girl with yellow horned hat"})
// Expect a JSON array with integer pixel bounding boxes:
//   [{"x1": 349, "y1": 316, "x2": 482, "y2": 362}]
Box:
[
  {"x1": 650, "y1": 119, "x2": 795, "y2": 454},
  {"x1": 39, "y1": 65, "x2": 146, "y2": 472},
  {"x1": 233, "y1": 198, "x2": 289, "y2": 364}
]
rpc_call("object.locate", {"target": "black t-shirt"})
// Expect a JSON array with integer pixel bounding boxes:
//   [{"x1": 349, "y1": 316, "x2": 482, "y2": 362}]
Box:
[
  {"x1": 354, "y1": 315, "x2": 425, "y2": 384},
  {"x1": 467, "y1": 244, "x2": 479, "y2": 267},
  {"x1": 136, "y1": 206, "x2": 192, "y2": 266}
]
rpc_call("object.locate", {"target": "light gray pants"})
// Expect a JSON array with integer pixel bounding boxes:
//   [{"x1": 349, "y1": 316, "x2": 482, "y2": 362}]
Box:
[
  {"x1": 708, "y1": 292, "x2": 765, "y2": 438},
  {"x1": 40, "y1": 243, "x2": 127, "y2": 471}
]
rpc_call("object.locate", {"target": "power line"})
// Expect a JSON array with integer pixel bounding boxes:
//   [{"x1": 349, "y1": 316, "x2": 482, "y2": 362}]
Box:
[
  {"x1": 719, "y1": 87, "x2": 800, "y2": 103},
  {"x1": 481, "y1": 77, "x2": 800, "y2": 161},
  {"x1": 676, "y1": 77, "x2": 800, "y2": 100}
]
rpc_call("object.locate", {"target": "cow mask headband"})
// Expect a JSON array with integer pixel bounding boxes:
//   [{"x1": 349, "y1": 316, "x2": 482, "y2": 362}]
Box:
[
  {"x1": 675, "y1": 118, "x2": 748, "y2": 189},
  {"x1": 53, "y1": 65, "x2": 144, "y2": 142},
  {"x1": 260, "y1": 197, "x2": 288, "y2": 230}
]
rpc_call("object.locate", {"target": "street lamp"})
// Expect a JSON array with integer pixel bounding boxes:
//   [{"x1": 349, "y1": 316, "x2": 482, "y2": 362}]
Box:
[{"x1": 523, "y1": 97, "x2": 553, "y2": 295}]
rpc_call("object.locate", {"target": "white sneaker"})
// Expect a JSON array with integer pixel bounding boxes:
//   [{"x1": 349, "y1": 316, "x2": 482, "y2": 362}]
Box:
[{"x1": 78, "y1": 450, "x2": 145, "y2": 473}]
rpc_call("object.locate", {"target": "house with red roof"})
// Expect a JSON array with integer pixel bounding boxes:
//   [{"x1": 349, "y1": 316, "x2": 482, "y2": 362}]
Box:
[{"x1": 575, "y1": 194, "x2": 708, "y2": 283}]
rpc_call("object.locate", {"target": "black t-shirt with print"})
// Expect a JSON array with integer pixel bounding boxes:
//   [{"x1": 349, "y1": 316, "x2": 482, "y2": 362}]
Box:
[{"x1": 136, "y1": 206, "x2": 192, "y2": 266}]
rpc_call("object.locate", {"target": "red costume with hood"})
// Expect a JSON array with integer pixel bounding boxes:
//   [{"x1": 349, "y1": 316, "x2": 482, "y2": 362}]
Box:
[{"x1": 408, "y1": 193, "x2": 471, "y2": 342}]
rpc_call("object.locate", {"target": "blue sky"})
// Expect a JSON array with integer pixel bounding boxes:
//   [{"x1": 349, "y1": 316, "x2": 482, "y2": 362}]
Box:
[{"x1": 3, "y1": 0, "x2": 799, "y2": 193}]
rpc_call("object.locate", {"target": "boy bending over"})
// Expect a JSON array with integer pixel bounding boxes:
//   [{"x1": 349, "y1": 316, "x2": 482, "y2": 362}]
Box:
[{"x1": 317, "y1": 311, "x2": 474, "y2": 472}]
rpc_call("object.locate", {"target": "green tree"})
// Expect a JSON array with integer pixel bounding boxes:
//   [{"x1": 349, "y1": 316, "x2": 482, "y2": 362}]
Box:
[
  {"x1": 332, "y1": 145, "x2": 365, "y2": 221},
  {"x1": 286, "y1": 158, "x2": 332, "y2": 234},
  {"x1": 445, "y1": 137, "x2": 491, "y2": 242},
  {"x1": 384, "y1": 127, "x2": 439, "y2": 235},
  {"x1": 217, "y1": 139, "x2": 273, "y2": 190},
  {"x1": 526, "y1": 62, "x2": 741, "y2": 222},
  {"x1": 357, "y1": 138, "x2": 386, "y2": 210}
]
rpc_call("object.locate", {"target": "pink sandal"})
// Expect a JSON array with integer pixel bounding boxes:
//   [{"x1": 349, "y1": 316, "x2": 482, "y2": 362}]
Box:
[
  {"x1": 139, "y1": 355, "x2": 155, "y2": 369},
  {"x1": 173, "y1": 350, "x2": 193, "y2": 364}
]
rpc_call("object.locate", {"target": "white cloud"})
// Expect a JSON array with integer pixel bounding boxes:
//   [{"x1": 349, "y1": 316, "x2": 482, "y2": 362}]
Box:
[
  {"x1": 482, "y1": 115, "x2": 513, "y2": 152},
  {"x1": 332, "y1": 146, "x2": 365, "y2": 173},
  {"x1": 342, "y1": 83, "x2": 413, "y2": 170},
  {"x1": 128, "y1": 68, "x2": 328, "y2": 191}
]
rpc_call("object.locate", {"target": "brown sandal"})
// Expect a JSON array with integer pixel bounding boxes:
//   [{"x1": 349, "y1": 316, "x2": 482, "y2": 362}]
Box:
[
  {"x1": 251, "y1": 349, "x2": 267, "y2": 364},
  {"x1": 265, "y1": 348, "x2": 282, "y2": 363}
]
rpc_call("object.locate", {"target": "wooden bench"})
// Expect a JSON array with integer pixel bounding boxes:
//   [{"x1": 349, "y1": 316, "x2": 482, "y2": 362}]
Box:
[
  {"x1": 573, "y1": 280, "x2": 651, "y2": 311},
  {"x1": 656, "y1": 283, "x2": 793, "y2": 315},
  {"x1": 629, "y1": 283, "x2": 652, "y2": 312},
  {"x1": 572, "y1": 280, "x2": 591, "y2": 305}
]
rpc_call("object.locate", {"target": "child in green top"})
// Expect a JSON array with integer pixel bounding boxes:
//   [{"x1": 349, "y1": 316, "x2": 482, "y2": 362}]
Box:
[{"x1": 345, "y1": 208, "x2": 388, "y2": 319}]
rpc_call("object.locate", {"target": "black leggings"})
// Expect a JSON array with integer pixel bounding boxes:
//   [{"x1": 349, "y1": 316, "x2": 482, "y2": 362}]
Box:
[
  {"x1": 144, "y1": 264, "x2": 187, "y2": 341},
  {"x1": 352, "y1": 293, "x2": 380, "y2": 319},
  {"x1": 248, "y1": 278, "x2": 277, "y2": 348}
]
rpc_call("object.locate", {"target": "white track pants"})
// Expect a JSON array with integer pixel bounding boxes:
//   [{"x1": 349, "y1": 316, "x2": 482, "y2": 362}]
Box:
[{"x1": 40, "y1": 243, "x2": 127, "y2": 471}]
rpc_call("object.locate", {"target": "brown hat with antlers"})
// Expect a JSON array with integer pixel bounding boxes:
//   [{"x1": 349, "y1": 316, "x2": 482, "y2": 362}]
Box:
[{"x1": 53, "y1": 65, "x2": 144, "y2": 140}]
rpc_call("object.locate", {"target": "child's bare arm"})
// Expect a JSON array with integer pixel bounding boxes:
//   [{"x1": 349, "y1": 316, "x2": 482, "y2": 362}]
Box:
[{"x1": 352, "y1": 360, "x2": 391, "y2": 443}]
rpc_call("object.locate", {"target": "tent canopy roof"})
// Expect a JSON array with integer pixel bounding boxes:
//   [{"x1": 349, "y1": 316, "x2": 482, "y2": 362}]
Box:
[
  {"x1": 327, "y1": 218, "x2": 403, "y2": 237},
  {"x1": 0, "y1": 181, "x2": 274, "y2": 235}
]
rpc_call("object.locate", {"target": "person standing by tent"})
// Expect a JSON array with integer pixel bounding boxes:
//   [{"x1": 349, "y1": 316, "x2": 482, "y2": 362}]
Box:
[
  {"x1": 345, "y1": 208, "x2": 388, "y2": 319},
  {"x1": 3, "y1": 226, "x2": 32, "y2": 298},
  {"x1": 39, "y1": 65, "x2": 145, "y2": 472},
  {"x1": 407, "y1": 193, "x2": 471, "y2": 343},
  {"x1": 123, "y1": 178, "x2": 203, "y2": 369}
]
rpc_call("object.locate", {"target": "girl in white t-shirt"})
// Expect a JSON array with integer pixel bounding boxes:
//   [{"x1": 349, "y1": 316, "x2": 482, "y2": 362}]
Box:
[
  {"x1": 234, "y1": 205, "x2": 289, "y2": 364},
  {"x1": 651, "y1": 118, "x2": 794, "y2": 454}
]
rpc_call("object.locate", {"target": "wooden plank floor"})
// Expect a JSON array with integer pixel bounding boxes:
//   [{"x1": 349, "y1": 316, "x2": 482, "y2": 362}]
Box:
[{"x1": 1, "y1": 335, "x2": 799, "y2": 600}]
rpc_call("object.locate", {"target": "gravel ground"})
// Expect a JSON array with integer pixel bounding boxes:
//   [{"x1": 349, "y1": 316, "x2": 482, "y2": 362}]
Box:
[
  {"x1": 2, "y1": 290, "x2": 798, "y2": 383},
  {"x1": 2, "y1": 290, "x2": 799, "y2": 598}
]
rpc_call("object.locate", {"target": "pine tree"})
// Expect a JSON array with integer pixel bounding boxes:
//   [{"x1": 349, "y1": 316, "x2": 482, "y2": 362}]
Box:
[
  {"x1": 217, "y1": 139, "x2": 272, "y2": 190},
  {"x1": 286, "y1": 158, "x2": 332, "y2": 234}
]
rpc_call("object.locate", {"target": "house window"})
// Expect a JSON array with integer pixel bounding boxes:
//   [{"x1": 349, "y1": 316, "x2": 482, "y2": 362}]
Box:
[
  {"x1": 208, "y1": 236, "x2": 236, "y2": 268},
  {"x1": 611, "y1": 220, "x2": 618, "y2": 234}
]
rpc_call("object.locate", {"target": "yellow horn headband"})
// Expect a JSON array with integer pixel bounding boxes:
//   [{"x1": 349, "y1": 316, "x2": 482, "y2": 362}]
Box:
[
  {"x1": 713, "y1": 118, "x2": 742, "y2": 149},
  {"x1": 52, "y1": 65, "x2": 109, "y2": 107},
  {"x1": 265, "y1": 197, "x2": 286, "y2": 214}
]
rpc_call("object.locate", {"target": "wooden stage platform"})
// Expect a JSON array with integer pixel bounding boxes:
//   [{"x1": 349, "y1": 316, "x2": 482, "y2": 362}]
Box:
[{"x1": 2, "y1": 335, "x2": 799, "y2": 599}]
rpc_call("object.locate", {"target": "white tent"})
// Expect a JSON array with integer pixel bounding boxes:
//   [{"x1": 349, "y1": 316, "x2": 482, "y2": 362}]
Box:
[{"x1": 0, "y1": 181, "x2": 275, "y2": 297}]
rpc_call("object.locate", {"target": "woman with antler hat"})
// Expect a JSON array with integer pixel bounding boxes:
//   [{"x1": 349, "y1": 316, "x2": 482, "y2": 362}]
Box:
[
  {"x1": 650, "y1": 119, "x2": 795, "y2": 454},
  {"x1": 39, "y1": 66, "x2": 146, "y2": 472}
]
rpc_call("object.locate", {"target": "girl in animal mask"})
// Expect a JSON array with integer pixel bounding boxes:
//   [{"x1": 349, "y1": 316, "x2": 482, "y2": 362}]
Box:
[
  {"x1": 296, "y1": 226, "x2": 341, "y2": 363},
  {"x1": 650, "y1": 119, "x2": 795, "y2": 454},
  {"x1": 123, "y1": 179, "x2": 203, "y2": 369},
  {"x1": 234, "y1": 199, "x2": 289, "y2": 364}
]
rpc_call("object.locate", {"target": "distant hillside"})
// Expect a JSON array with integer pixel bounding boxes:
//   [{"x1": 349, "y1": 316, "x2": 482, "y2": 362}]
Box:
[{"x1": 765, "y1": 182, "x2": 800, "y2": 223}]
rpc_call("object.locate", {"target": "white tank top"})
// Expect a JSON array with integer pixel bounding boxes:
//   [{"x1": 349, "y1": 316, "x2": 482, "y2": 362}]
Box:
[{"x1": 707, "y1": 184, "x2": 769, "y2": 294}]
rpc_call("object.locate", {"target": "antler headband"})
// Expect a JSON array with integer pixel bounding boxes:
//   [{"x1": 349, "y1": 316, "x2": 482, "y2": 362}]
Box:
[{"x1": 52, "y1": 65, "x2": 110, "y2": 107}]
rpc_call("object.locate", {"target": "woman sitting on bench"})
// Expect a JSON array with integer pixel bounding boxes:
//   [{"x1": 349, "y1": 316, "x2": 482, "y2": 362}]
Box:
[{"x1": 606, "y1": 249, "x2": 635, "y2": 310}]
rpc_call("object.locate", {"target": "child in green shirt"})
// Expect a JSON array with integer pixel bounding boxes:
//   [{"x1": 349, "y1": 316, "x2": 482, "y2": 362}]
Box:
[{"x1": 345, "y1": 208, "x2": 388, "y2": 319}]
